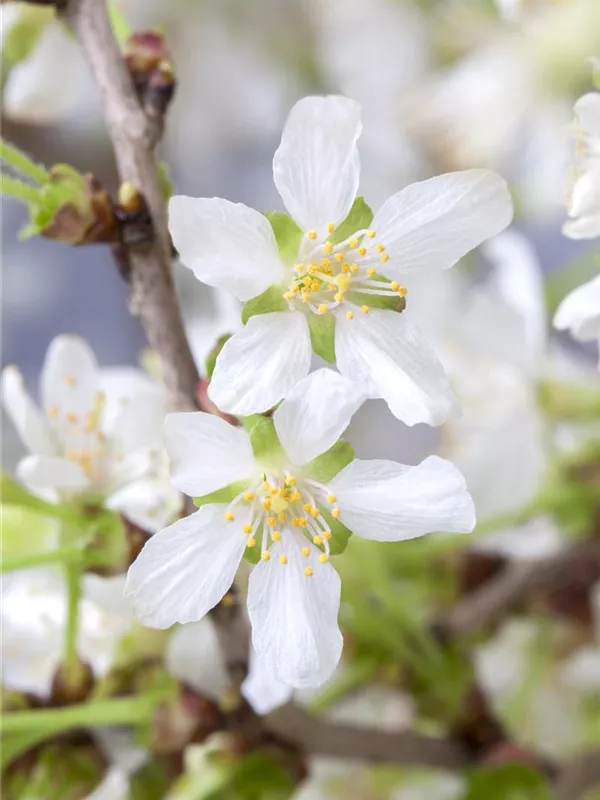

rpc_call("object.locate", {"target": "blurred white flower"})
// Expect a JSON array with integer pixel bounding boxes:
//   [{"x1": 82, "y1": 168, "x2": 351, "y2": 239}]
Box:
[
  {"x1": 563, "y1": 71, "x2": 600, "y2": 238},
  {"x1": 1, "y1": 335, "x2": 181, "y2": 529},
  {"x1": 126, "y1": 369, "x2": 475, "y2": 689},
  {"x1": 554, "y1": 275, "x2": 600, "y2": 368},
  {"x1": 1, "y1": 569, "x2": 132, "y2": 698},
  {"x1": 170, "y1": 94, "x2": 512, "y2": 424}
]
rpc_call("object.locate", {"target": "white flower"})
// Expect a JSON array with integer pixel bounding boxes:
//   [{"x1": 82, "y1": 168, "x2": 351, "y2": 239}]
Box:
[
  {"x1": 554, "y1": 275, "x2": 600, "y2": 368},
  {"x1": 126, "y1": 369, "x2": 475, "y2": 689},
  {"x1": 169, "y1": 95, "x2": 513, "y2": 426},
  {"x1": 1, "y1": 335, "x2": 179, "y2": 527},
  {"x1": 1, "y1": 569, "x2": 132, "y2": 698},
  {"x1": 563, "y1": 81, "x2": 600, "y2": 239}
]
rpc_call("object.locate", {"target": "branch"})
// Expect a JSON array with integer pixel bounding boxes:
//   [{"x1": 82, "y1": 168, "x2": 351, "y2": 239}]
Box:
[
  {"x1": 64, "y1": 0, "x2": 197, "y2": 412},
  {"x1": 265, "y1": 704, "x2": 471, "y2": 769},
  {"x1": 555, "y1": 750, "x2": 600, "y2": 800}
]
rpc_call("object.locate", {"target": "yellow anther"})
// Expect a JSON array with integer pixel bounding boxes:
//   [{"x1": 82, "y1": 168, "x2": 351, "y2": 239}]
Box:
[
  {"x1": 367, "y1": 267, "x2": 376, "y2": 276},
  {"x1": 334, "y1": 253, "x2": 344, "y2": 263},
  {"x1": 398, "y1": 286, "x2": 408, "y2": 297},
  {"x1": 310, "y1": 506, "x2": 319, "y2": 518},
  {"x1": 303, "y1": 503, "x2": 312, "y2": 513},
  {"x1": 313, "y1": 535, "x2": 323, "y2": 545},
  {"x1": 357, "y1": 246, "x2": 367, "y2": 256},
  {"x1": 301, "y1": 293, "x2": 311, "y2": 303},
  {"x1": 326, "y1": 222, "x2": 335, "y2": 233},
  {"x1": 294, "y1": 264, "x2": 304, "y2": 273},
  {"x1": 380, "y1": 253, "x2": 389, "y2": 263},
  {"x1": 261, "y1": 550, "x2": 270, "y2": 560},
  {"x1": 290, "y1": 490, "x2": 301, "y2": 501},
  {"x1": 307, "y1": 230, "x2": 317, "y2": 240},
  {"x1": 322, "y1": 242, "x2": 333, "y2": 254},
  {"x1": 390, "y1": 281, "x2": 400, "y2": 291},
  {"x1": 304, "y1": 567, "x2": 314, "y2": 577},
  {"x1": 244, "y1": 491, "x2": 255, "y2": 501},
  {"x1": 318, "y1": 304, "x2": 329, "y2": 315},
  {"x1": 66, "y1": 412, "x2": 79, "y2": 424},
  {"x1": 243, "y1": 524, "x2": 253, "y2": 534},
  {"x1": 272, "y1": 531, "x2": 282, "y2": 542},
  {"x1": 84, "y1": 411, "x2": 98, "y2": 431},
  {"x1": 270, "y1": 485, "x2": 279, "y2": 495},
  {"x1": 283, "y1": 291, "x2": 294, "y2": 302},
  {"x1": 320, "y1": 258, "x2": 332, "y2": 269},
  {"x1": 278, "y1": 512, "x2": 287, "y2": 522},
  {"x1": 221, "y1": 592, "x2": 234, "y2": 607},
  {"x1": 224, "y1": 512, "x2": 235, "y2": 522},
  {"x1": 247, "y1": 538, "x2": 257, "y2": 548},
  {"x1": 367, "y1": 230, "x2": 376, "y2": 238},
  {"x1": 319, "y1": 554, "x2": 329, "y2": 564},
  {"x1": 48, "y1": 405, "x2": 59, "y2": 418},
  {"x1": 327, "y1": 494, "x2": 336, "y2": 503},
  {"x1": 350, "y1": 263, "x2": 359, "y2": 273},
  {"x1": 285, "y1": 476, "x2": 296, "y2": 486},
  {"x1": 307, "y1": 263, "x2": 317, "y2": 273},
  {"x1": 262, "y1": 499, "x2": 272, "y2": 511},
  {"x1": 334, "y1": 292, "x2": 344, "y2": 303},
  {"x1": 302, "y1": 547, "x2": 310, "y2": 557},
  {"x1": 361, "y1": 305, "x2": 370, "y2": 314},
  {"x1": 376, "y1": 243, "x2": 386, "y2": 253},
  {"x1": 323, "y1": 530, "x2": 332, "y2": 540},
  {"x1": 341, "y1": 263, "x2": 350, "y2": 273},
  {"x1": 279, "y1": 555, "x2": 288, "y2": 565},
  {"x1": 349, "y1": 238, "x2": 359, "y2": 248},
  {"x1": 346, "y1": 311, "x2": 354, "y2": 320},
  {"x1": 311, "y1": 280, "x2": 322, "y2": 291},
  {"x1": 331, "y1": 507, "x2": 341, "y2": 519},
  {"x1": 263, "y1": 480, "x2": 271, "y2": 490},
  {"x1": 271, "y1": 496, "x2": 288, "y2": 514},
  {"x1": 334, "y1": 272, "x2": 351, "y2": 292},
  {"x1": 63, "y1": 375, "x2": 77, "y2": 387},
  {"x1": 267, "y1": 516, "x2": 276, "y2": 527}
]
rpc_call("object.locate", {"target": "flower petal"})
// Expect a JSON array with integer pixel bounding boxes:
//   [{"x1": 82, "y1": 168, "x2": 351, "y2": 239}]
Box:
[
  {"x1": 208, "y1": 312, "x2": 312, "y2": 416},
  {"x1": 335, "y1": 309, "x2": 454, "y2": 426},
  {"x1": 40, "y1": 335, "x2": 98, "y2": 421},
  {"x1": 371, "y1": 169, "x2": 513, "y2": 279},
  {"x1": 99, "y1": 368, "x2": 166, "y2": 444},
  {"x1": 16, "y1": 455, "x2": 90, "y2": 493},
  {"x1": 1, "y1": 366, "x2": 54, "y2": 455},
  {"x1": 241, "y1": 647, "x2": 293, "y2": 715},
  {"x1": 553, "y1": 276, "x2": 600, "y2": 342},
  {"x1": 247, "y1": 532, "x2": 343, "y2": 688},
  {"x1": 329, "y1": 455, "x2": 475, "y2": 541},
  {"x1": 273, "y1": 368, "x2": 364, "y2": 466},
  {"x1": 166, "y1": 619, "x2": 230, "y2": 701},
  {"x1": 106, "y1": 478, "x2": 182, "y2": 533},
  {"x1": 273, "y1": 96, "x2": 362, "y2": 231},
  {"x1": 168, "y1": 196, "x2": 284, "y2": 301},
  {"x1": 164, "y1": 412, "x2": 256, "y2": 496},
  {"x1": 125, "y1": 505, "x2": 246, "y2": 628}
]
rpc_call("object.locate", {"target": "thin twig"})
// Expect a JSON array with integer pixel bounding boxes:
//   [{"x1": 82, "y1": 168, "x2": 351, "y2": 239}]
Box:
[{"x1": 555, "y1": 750, "x2": 600, "y2": 800}]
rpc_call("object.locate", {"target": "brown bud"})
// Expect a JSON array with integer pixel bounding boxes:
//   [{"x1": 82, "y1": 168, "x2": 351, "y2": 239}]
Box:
[
  {"x1": 150, "y1": 687, "x2": 223, "y2": 755},
  {"x1": 43, "y1": 172, "x2": 116, "y2": 246},
  {"x1": 50, "y1": 660, "x2": 95, "y2": 706},
  {"x1": 125, "y1": 31, "x2": 169, "y2": 79},
  {"x1": 144, "y1": 60, "x2": 177, "y2": 119}
]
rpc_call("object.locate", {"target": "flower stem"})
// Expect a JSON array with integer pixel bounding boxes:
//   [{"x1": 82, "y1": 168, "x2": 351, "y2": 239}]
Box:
[
  {"x1": 0, "y1": 174, "x2": 40, "y2": 204},
  {"x1": 63, "y1": 562, "x2": 82, "y2": 687},
  {"x1": 1, "y1": 546, "x2": 82, "y2": 574},
  {"x1": 0, "y1": 139, "x2": 49, "y2": 183}
]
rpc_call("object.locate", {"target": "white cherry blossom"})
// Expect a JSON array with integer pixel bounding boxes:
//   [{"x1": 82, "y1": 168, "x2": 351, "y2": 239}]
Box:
[
  {"x1": 554, "y1": 275, "x2": 600, "y2": 368},
  {"x1": 126, "y1": 369, "x2": 475, "y2": 689},
  {"x1": 1, "y1": 335, "x2": 180, "y2": 528},
  {"x1": 169, "y1": 95, "x2": 513, "y2": 426},
  {"x1": 563, "y1": 80, "x2": 600, "y2": 239}
]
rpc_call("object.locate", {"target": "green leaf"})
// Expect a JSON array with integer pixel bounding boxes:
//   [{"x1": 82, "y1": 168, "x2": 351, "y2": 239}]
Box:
[
  {"x1": 328, "y1": 197, "x2": 373, "y2": 246},
  {"x1": 206, "y1": 334, "x2": 231, "y2": 379},
  {"x1": 1, "y1": 6, "x2": 54, "y2": 70},
  {"x1": 321, "y1": 509, "x2": 353, "y2": 556},
  {"x1": 241, "y1": 284, "x2": 287, "y2": 324},
  {"x1": 0, "y1": 473, "x2": 82, "y2": 521},
  {"x1": 194, "y1": 481, "x2": 250, "y2": 509},
  {"x1": 304, "y1": 440, "x2": 355, "y2": 483},
  {"x1": 265, "y1": 211, "x2": 302, "y2": 263},
  {"x1": 108, "y1": 1, "x2": 132, "y2": 48},
  {"x1": 308, "y1": 312, "x2": 336, "y2": 363},
  {"x1": 462, "y1": 765, "x2": 551, "y2": 800},
  {"x1": 248, "y1": 417, "x2": 285, "y2": 468}
]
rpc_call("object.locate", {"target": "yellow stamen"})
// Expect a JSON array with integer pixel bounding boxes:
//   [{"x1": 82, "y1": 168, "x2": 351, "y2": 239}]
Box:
[
  {"x1": 66, "y1": 412, "x2": 78, "y2": 424},
  {"x1": 334, "y1": 292, "x2": 344, "y2": 303},
  {"x1": 331, "y1": 508, "x2": 341, "y2": 519},
  {"x1": 243, "y1": 524, "x2": 253, "y2": 534},
  {"x1": 247, "y1": 538, "x2": 257, "y2": 548},
  {"x1": 313, "y1": 535, "x2": 323, "y2": 545},
  {"x1": 350, "y1": 263, "x2": 359, "y2": 273},
  {"x1": 319, "y1": 554, "x2": 329, "y2": 564},
  {"x1": 341, "y1": 263, "x2": 350, "y2": 273},
  {"x1": 291, "y1": 491, "x2": 301, "y2": 501},
  {"x1": 302, "y1": 547, "x2": 310, "y2": 557},
  {"x1": 398, "y1": 286, "x2": 408, "y2": 297},
  {"x1": 48, "y1": 405, "x2": 59, "y2": 419},
  {"x1": 262, "y1": 499, "x2": 272, "y2": 511},
  {"x1": 318, "y1": 304, "x2": 328, "y2": 315},
  {"x1": 334, "y1": 253, "x2": 344, "y2": 263},
  {"x1": 346, "y1": 311, "x2": 354, "y2": 320},
  {"x1": 304, "y1": 567, "x2": 314, "y2": 577},
  {"x1": 367, "y1": 230, "x2": 376, "y2": 238},
  {"x1": 285, "y1": 476, "x2": 296, "y2": 486},
  {"x1": 367, "y1": 267, "x2": 376, "y2": 276},
  {"x1": 261, "y1": 550, "x2": 270, "y2": 560},
  {"x1": 327, "y1": 494, "x2": 336, "y2": 503},
  {"x1": 390, "y1": 281, "x2": 399, "y2": 291},
  {"x1": 323, "y1": 530, "x2": 332, "y2": 540},
  {"x1": 272, "y1": 531, "x2": 282, "y2": 542},
  {"x1": 267, "y1": 516, "x2": 276, "y2": 527},
  {"x1": 271, "y1": 496, "x2": 288, "y2": 514},
  {"x1": 244, "y1": 491, "x2": 254, "y2": 501},
  {"x1": 294, "y1": 264, "x2": 304, "y2": 273},
  {"x1": 322, "y1": 242, "x2": 333, "y2": 254},
  {"x1": 278, "y1": 512, "x2": 287, "y2": 522},
  {"x1": 326, "y1": 222, "x2": 335, "y2": 233},
  {"x1": 224, "y1": 512, "x2": 235, "y2": 522},
  {"x1": 63, "y1": 375, "x2": 77, "y2": 387},
  {"x1": 279, "y1": 555, "x2": 288, "y2": 565},
  {"x1": 349, "y1": 238, "x2": 359, "y2": 248},
  {"x1": 361, "y1": 305, "x2": 370, "y2": 314},
  {"x1": 380, "y1": 253, "x2": 389, "y2": 263},
  {"x1": 307, "y1": 230, "x2": 317, "y2": 240},
  {"x1": 376, "y1": 243, "x2": 386, "y2": 253},
  {"x1": 357, "y1": 246, "x2": 367, "y2": 256}
]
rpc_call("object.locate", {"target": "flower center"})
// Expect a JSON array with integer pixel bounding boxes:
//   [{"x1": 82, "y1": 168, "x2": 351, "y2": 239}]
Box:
[
  {"x1": 222, "y1": 472, "x2": 340, "y2": 576},
  {"x1": 282, "y1": 225, "x2": 407, "y2": 319}
]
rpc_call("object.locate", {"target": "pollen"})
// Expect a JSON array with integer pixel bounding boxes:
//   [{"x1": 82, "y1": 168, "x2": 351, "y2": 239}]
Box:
[
  {"x1": 267, "y1": 516, "x2": 276, "y2": 526},
  {"x1": 350, "y1": 263, "x2": 359, "y2": 273},
  {"x1": 346, "y1": 311, "x2": 354, "y2": 320},
  {"x1": 48, "y1": 405, "x2": 59, "y2": 418},
  {"x1": 261, "y1": 550, "x2": 270, "y2": 560},
  {"x1": 327, "y1": 494, "x2": 336, "y2": 503},
  {"x1": 331, "y1": 507, "x2": 341, "y2": 518},
  {"x1": 398, "y1": 286, "x2": 408, "y2": 297},
  {"x1": 285, "y1": 476, "x2": 296, "y2": 486},
  {"x1": 63, "y1": 375, "x2": 77, "y2": 387},
  {"x1": 334, "y1": 253, "x2": 344, "y2": 263},
  {"x1": 247, "y1": 538, "x2": 257, "y2": 548},
  {"x1": 271, "y1": 496, "x2": 288, "y2": 514},
  {"x1": 224, "y1": 512, "x2": 235, "y2": 522},
  {"x1": 290, "y1": 490, "x2": 301, "y2": 501},
  {"x1": 341, "y1": 263, "x2": 350, "y2": 273},
  {"x1": 279, "y1": 555, "x2": 288, "y2": 565},
  {"x1": 271, "y1": 531, "x2": 282, "y2": 542},
  {"x1": 318, "y1": 304, "x2": 329, "y2": 315},
  {"x1": 322, "y1": 242, "x2": 333, "y2": 254},
  {"x1": 380, "y1": 253, "x2": 389, "y2": 263},
  {"x1": 367, "y1": 267, "x2": 376, "y2": 276},
  {"x1": 278, "y1": 511, "x2": 287, "y2": 522},
  {"x1": 334, "y1": 292, "x2": 344, "y2": 303},
  {"x1": 244, "y1": 491, "x2": 255, "y2": 501},
  {"x1": 357, "y1": 246, "x2": 367, "y2": 256},
  {"x1": 376, "y1": 243, "x2": 386, "y2": 253},
  {"x1": 319, "y1": 554, "x2": 329, "y2": 564},
  {"x1": 367, "y1": 230, "x2": 376, "y2": 238},
  {"x1": 302, "y1": 547, "x2": 310, "y2": 557},
  {"x1": 349, "y1": 238, "x2": 359, "y2": 248},
  {"x1": 243, "y1": 524, "x2": 253, "y2": 534},
  {"x1": 323, "y1": 530, "x2": 332, "y2": 540},
  {"x1": 326, "y1": 222, "x2": 335, "y2": 233},
  {"x1": 262, "y1": 499, "x2": 272, "y2": 511},
  {"x1": 313, "y1": 535, "x2": 323, "y2": 545},
  {"x1": 390, "y1": 281, "x2": 400, "y2": 291},
  {"x1": 307, "y1": 230, "x2": 317, "y2": 240},
  {"x1": 66, "y1": 412, "x2": 79, "y2": 424},
  {"x1": 310, "y1": 506, "x2": 319, "y2": 518},
  {"x1": 303, "y1": 503, "x2": 312, "y2": 513},
  {"x1": 304, "y1": 567, "x2": 314, "y2": 577},
  {"x1": 361, "y1": 305, "x2": 370, "y2": 314}
]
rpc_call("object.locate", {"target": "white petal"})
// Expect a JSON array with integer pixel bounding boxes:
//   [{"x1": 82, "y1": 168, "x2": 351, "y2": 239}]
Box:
[
  {"x1": 273, "y1": 96, "x2": 362, "y2": 231},
  {"x1": 241, "y1": 647, "x2": 293, "y2": 715},
  {"x1": 168, "y1": 196, "x2": 284, "y2": 301},
  {"x1": 574, "y1": 92, "x2": 600, "y2": 136},
  {"x1": 40, "y1": 335, "x2": 98, "y2": 420},
  {"x1": 329, "y1": 455, "x2": 475, "y2": 541},
  {"x1": 335, "y1": 309, "x2": 454, "y2": 426},
  {"x1": 125, "y1": 505, "x2": 246, "y2": 628},
  {"x1": 100, "y1": 368, "x2": 166, "y2": 443},
  {"x1": 371, "y1": 170, "x2": 513, "y2": 278},
  {"x1": 16, "y1": 455, "x2": 90, "y2": 493},
  {"x1": 106, "y1": 478, "x2": 182, "y2": 533},
  {"x1": 553, "y1": 276, "x2": 600, "y2": 342},
  {"x1": 208, "y1": 312, "x2": 312, "y2": 416},
  {"x1": 247, "y1": 532, "x2": 343, "y2": 688},
  {"x1": 273, "y1": 369, "x2": 363, "y2": 466},
  {"x1": 164, "y1": 412, "x2": 256, "y2": 496},
  {"x1": 562, "y1": 213, "x2": 600, "y2": 240},
  {"x1": 166, "y1": 619, "x2": 230, "y2": 701},
  {"x1": 1, "y1": 366, "x2": 54, "y2": 455},
  {"x1": 569, "y1": 168, "x2": 600, "y2": 220}
]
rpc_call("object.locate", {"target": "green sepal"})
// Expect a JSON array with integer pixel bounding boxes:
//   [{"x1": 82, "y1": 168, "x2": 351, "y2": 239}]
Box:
[
  {"x1": 241, "y1": 284, "x2": 287, "y2": 324},
  {"x1": 265, "y1": 211, "x2": 302, "y2": 263},
  {"x1": 308, "y1": 312, "x2": 336, "y2": 363},
  {"x1": 205, "y1": 334, "x2": 231, "y2": 379},
  {"x1": 304, "y1": 440, "x2": 355, "y2": 483},
  {"x1": 347, "y1": 275, "x2": 407, "y2": 312},
  {"x1": 157, "y1": 160, "x2": 174, "y2": 205},
  {"x1": 462, "y1": 764, "x2": 551, "y2": 800},
  {"x1": 243, "y1": 542, "x2": 261, "y2": 566},
  {"x1": 1, "y1": 473, "x2": 80, "y2": 521},
  {"x1": 321, "y1": 509, "x2": 353, "y2": 556},
  {"x1": 1, "y1": 5, "x2": 54, "y2": 70},
  {"x1": 328, "y1": 197, "x2": 373, "y2": 245},
  {"x1": 248, "y1": 416, "x2": 285, "y2": 468},
  {"x1": 193, "y1": 481, "x2": 249, "y2": 509}
]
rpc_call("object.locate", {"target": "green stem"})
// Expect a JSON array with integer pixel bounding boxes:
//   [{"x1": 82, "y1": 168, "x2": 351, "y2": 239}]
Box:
[
  {"x1": 0, "y1": 139, "x2": 49, "y2": 183},
  {"x1": 0, "y1": 174, "x2": 40, "y2": 204},
  {"x1": 472, "y1": 499, "x2": 540, "y2": 539},
  {"x1": 63, "y1": 562, "x2": 82, "y2": 684},
  {"x1": 1, "y1": 546, "x2": 82, "y2": 573}
]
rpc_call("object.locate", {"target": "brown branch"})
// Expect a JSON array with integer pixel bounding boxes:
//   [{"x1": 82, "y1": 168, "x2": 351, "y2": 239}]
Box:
[
  {"x1": 555, "y1": 750, "x2": 600, "y2": 800},
  {"x1": 265, "y1": 704, "x2": 471, "y2": 769}
]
